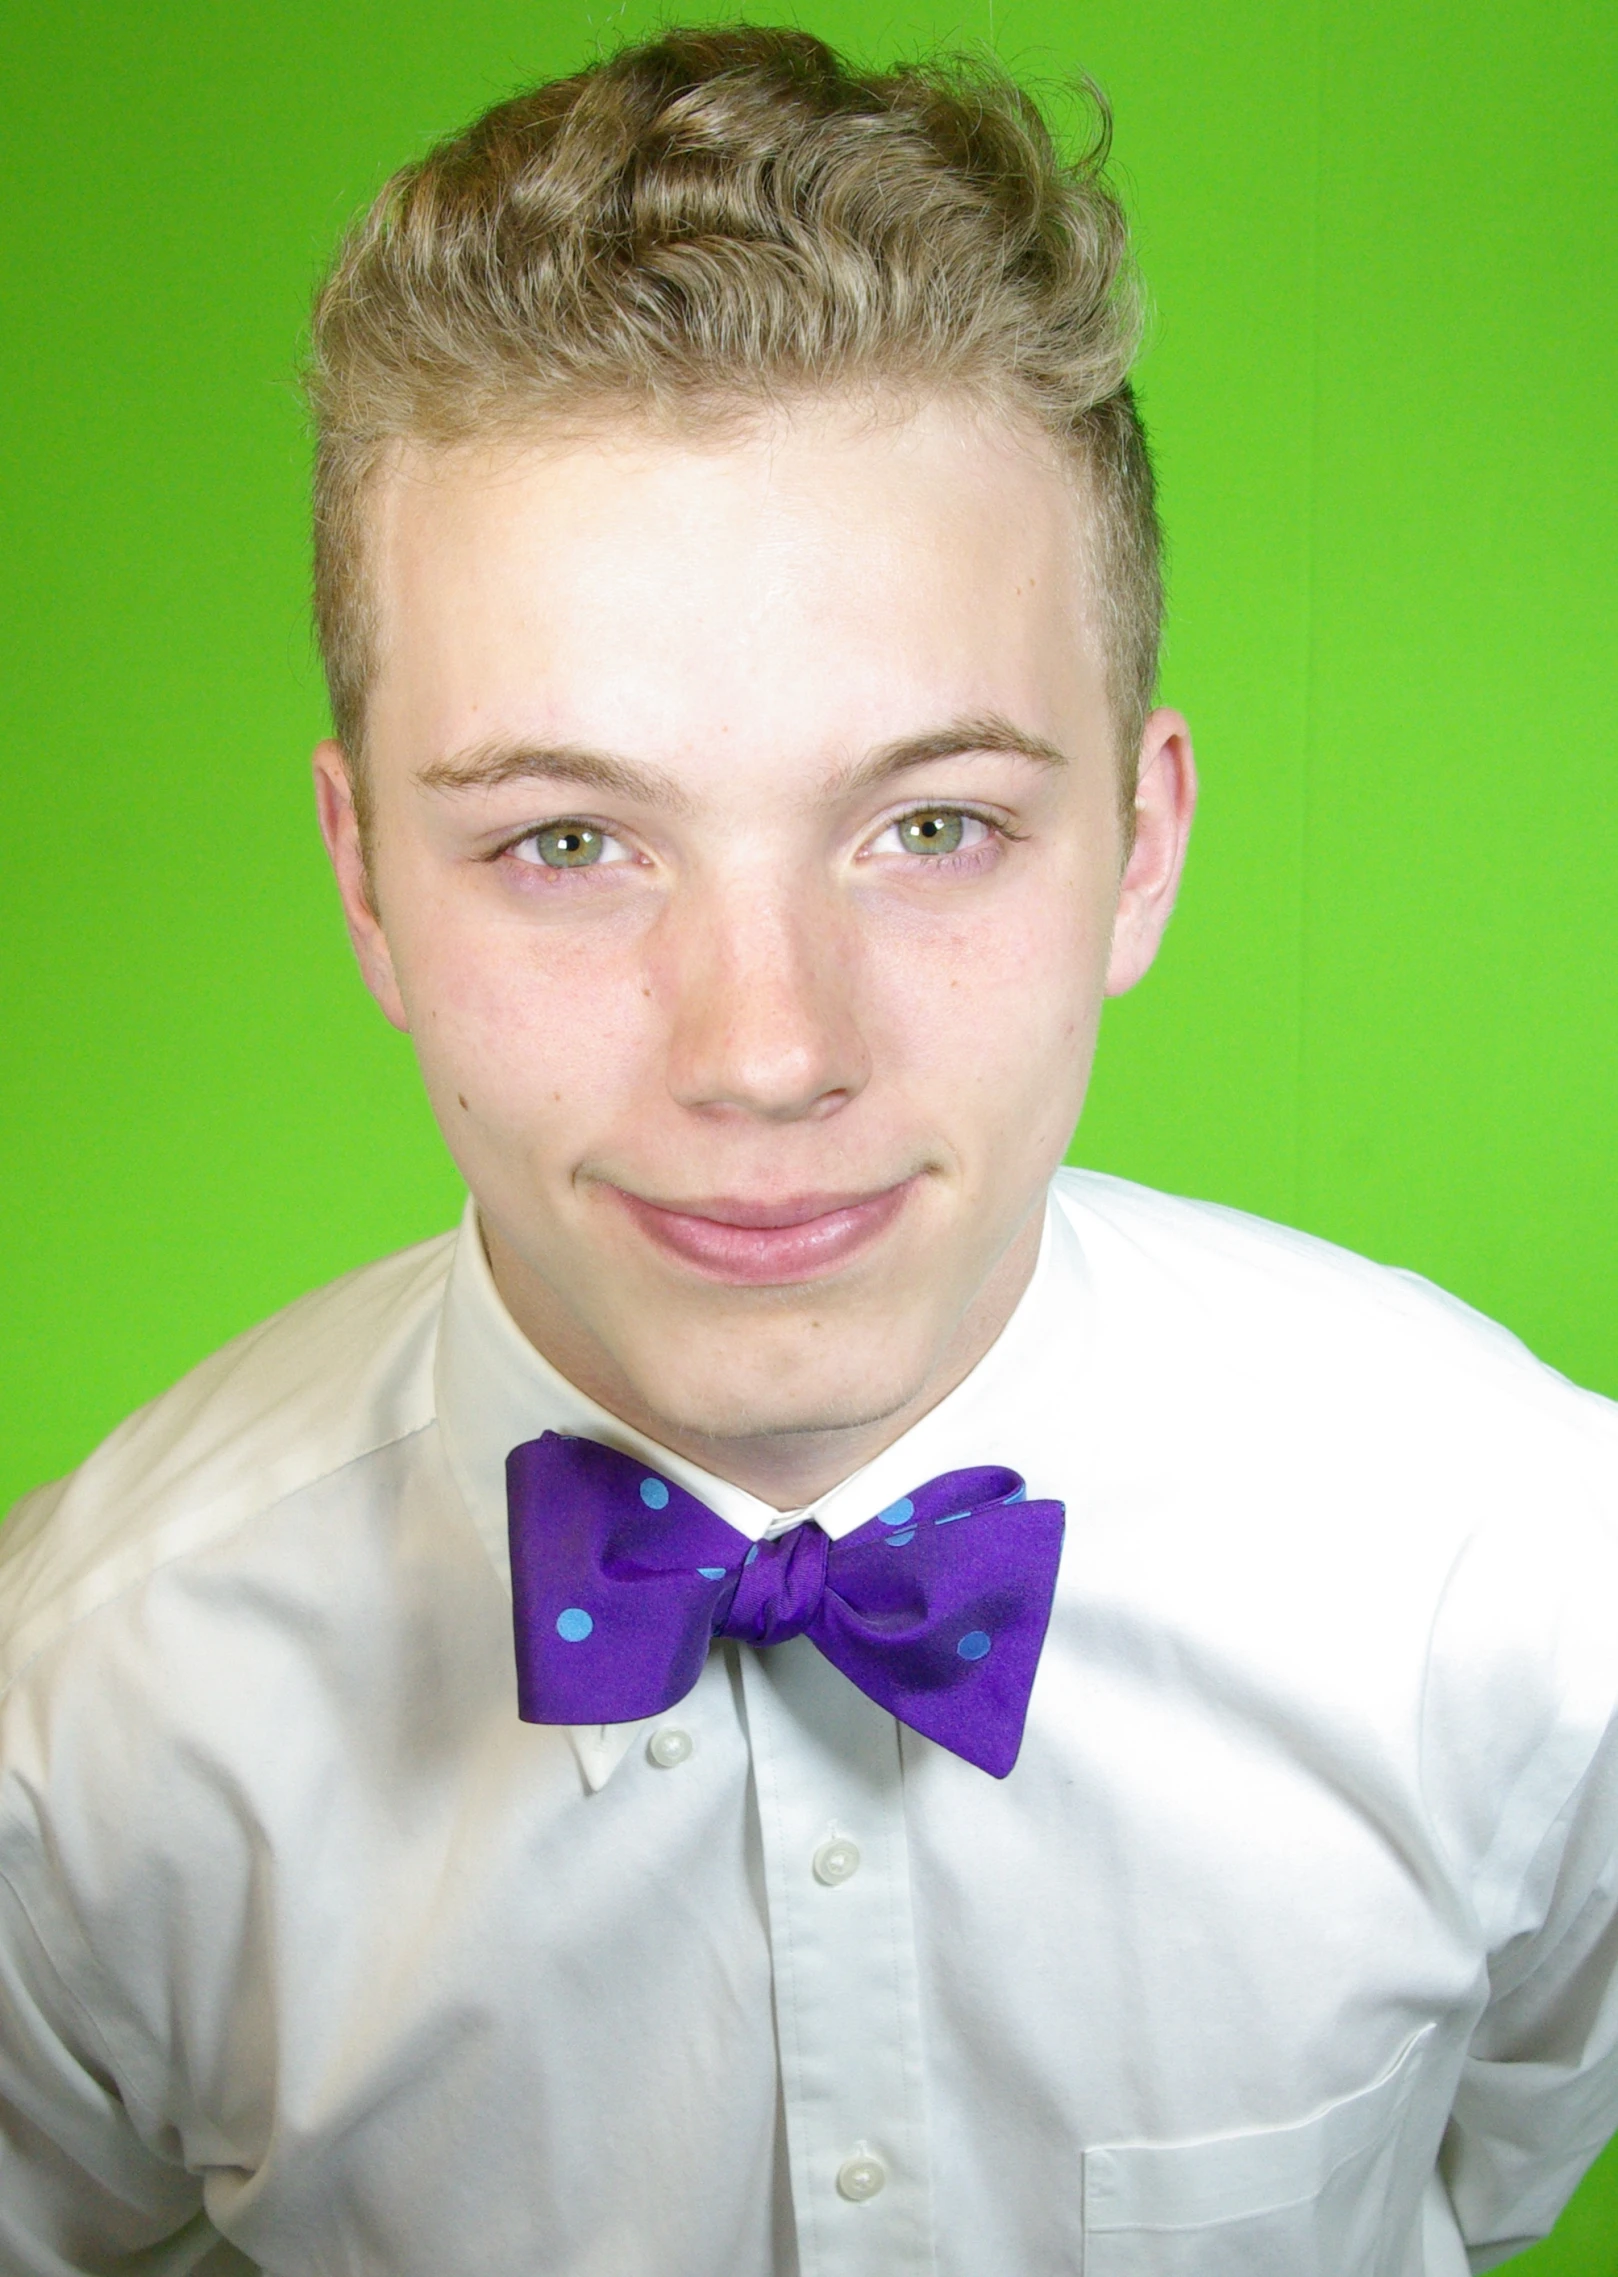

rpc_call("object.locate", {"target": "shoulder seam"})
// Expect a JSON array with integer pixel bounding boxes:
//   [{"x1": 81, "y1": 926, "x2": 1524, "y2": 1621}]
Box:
[{"x1": 0, "y1": 1417, "x2": 438, "y2": 1709}]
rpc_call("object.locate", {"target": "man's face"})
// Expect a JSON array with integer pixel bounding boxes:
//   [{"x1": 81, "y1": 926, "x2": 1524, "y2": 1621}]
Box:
[{"x1": 318, "y1": 397, "x2": 1192, "y2": 1489}]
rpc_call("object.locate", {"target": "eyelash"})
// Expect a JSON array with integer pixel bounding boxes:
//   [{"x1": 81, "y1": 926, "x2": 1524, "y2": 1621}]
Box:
[
  {"x1": 867, "y1": 807, "x2": 1007, "y2": 871},
  {"x1": 492, "y1": 805, "x2": 1014, "y2": 877},
  {"x1": 498, "y1": 821, "x2": 633, "y2": 872}
]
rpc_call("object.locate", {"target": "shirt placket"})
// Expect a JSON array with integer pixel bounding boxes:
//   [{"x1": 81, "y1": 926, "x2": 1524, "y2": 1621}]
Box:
[{"x1": 738, "y1": 1634, "x2": 937, "y2": 2277}]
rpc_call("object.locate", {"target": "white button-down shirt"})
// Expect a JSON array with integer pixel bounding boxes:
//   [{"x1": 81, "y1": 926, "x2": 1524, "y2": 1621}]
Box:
[{"x1": 3, "y1": 1171, "x2": 1617, "y2": 2277}]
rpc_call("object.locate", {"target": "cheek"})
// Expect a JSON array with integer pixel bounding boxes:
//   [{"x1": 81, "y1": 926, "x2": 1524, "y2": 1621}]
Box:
[
  {"x1": 863, "y1": 872, "x2": 1109, "y2": 1080},
  {"x1": 386, "y1": 887, "x2": 657, "y2": 1134}
]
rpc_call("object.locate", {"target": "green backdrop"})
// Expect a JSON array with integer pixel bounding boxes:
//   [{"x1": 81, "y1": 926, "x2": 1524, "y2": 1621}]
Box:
[{"x1": 2, "y1": 1, "x2": 1614, "y2": 2264}]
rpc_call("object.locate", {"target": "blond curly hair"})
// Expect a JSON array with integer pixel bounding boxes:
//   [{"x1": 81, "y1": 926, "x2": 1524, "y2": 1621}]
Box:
[{"x1": 308, "y1": 25, "x2": 1161, "y2": 810}]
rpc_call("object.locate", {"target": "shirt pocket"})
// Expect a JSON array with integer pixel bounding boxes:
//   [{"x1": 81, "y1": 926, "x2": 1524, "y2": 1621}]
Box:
[{"x1": 1082, "y1": 2025, "x2": 1435, "y2": 2277}]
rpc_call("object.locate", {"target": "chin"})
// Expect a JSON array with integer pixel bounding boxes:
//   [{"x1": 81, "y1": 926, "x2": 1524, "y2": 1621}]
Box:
[{"x1": 626, "y1": 1322, "x2": 935, "y2": 1448}]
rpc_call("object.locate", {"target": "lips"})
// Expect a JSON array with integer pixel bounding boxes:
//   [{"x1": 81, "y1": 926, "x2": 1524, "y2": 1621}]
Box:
[{"x1": 608, "y1": 1179, "x2": 914, "y2": 1285}]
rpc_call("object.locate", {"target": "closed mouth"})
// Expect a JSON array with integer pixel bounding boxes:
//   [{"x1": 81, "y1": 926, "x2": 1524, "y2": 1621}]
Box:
[{"x1": 605, "y1": 1179, "x2": 916, "y2": 1285}]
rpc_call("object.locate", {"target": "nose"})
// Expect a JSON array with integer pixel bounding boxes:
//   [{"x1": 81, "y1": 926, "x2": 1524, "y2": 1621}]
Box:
[{"x1": 661, "y1": 877, "x2": 870, "y2": 1122}]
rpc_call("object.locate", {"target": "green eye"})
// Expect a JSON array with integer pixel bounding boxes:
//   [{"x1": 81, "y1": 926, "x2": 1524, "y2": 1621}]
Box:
[
  {"x1": 897, "y1": 810, "x2": 965, "y2": 857},
  {"x1": 533, "y1": 823, "x2": 605, "y2": 867}
]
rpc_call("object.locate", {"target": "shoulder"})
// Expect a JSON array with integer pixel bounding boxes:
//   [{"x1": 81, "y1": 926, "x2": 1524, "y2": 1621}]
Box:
[
  {"x1": 1047, "y1": 1167, "x2": 1618, "y2": 1630},
  {"x1": 1047, "y1": 1173, "x2": 1618, "y2": 1878},
  {"x1": 0, "y1": 1230, "x2": 458, "y2": 1695},
  {"x1": 1050, "y1": 1165, "x2": 1617, "y2": 1461}
]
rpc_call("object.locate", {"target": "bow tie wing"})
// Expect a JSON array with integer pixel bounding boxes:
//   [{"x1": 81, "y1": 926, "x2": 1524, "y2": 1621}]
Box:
[
  {"x1": 809, "y1": 1473, "x2": 1066, "y2": 1778},
  {"x1": 507, "y1": 1432, "x2": 749, "y2": 1724}
]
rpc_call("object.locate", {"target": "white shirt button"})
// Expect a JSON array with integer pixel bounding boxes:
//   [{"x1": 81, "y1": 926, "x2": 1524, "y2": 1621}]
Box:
[
  {"x1": 646, "y1": 1727, "x2": 693, "y2": 1768},
  {"x1": 835, "y1": 2151, "x2": 887, "y2": 2202},
  {"x1": 811, "y1": 1836, "x2": 861, "y2": 1885}
]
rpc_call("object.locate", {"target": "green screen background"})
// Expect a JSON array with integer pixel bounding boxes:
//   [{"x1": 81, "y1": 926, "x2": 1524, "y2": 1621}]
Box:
[{"x1": 2, "y1": 1, "x2": 1613, "y2": 2263}]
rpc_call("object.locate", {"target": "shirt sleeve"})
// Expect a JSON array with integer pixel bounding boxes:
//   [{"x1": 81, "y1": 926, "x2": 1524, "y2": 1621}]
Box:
[
  {"x1": 0, "y1": 1861, "x2": 252, "y2": 2277},
  {"x1": 1439, "y1": 1704, "x2": 1618, "y2": 2272}
]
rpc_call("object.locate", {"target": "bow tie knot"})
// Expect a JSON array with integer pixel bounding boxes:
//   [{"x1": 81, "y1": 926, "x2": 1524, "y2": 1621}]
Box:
[
  {"x1": 716, "y1": 1524, "x2": 830, "y2": 1649},
  {"x1": 506, "y1": 1432, "x2": 1065, "y2": 1777}
]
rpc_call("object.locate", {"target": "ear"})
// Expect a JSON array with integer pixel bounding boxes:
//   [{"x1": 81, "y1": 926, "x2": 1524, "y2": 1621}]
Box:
[
  {"x1": 1104, "y1": 707, "x2": 1197, "y2": 998},
  {"x1": 312, "y1": 740, "x2": 410, "y2": 1032}
]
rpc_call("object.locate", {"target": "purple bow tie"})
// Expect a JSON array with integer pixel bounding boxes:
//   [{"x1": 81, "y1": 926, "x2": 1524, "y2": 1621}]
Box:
[{"x1": 506, "y1": 1432, "x2": 1065, "y2": 1777}]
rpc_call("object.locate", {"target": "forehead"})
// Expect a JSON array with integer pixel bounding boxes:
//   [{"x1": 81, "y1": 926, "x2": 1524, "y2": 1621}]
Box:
[{"x1": 363, "y1": 397, "x2": 1108, "y2": 778}]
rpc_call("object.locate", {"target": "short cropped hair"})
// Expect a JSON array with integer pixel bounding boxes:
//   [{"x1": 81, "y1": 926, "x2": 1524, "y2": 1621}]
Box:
[{"x1": 308, "y1": 24, "x2": 1162, "y2": 818}]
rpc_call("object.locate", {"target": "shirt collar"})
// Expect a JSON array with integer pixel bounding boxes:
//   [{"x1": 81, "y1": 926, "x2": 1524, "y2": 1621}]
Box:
[{"x1": 434, "y1": 1183, "x2": 1092, "y2": 1787}]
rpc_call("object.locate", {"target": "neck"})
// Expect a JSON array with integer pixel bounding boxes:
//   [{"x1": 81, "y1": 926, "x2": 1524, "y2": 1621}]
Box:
[{"x1": 483, "y1": 1208, "x2": 1043, "y2": 1509}]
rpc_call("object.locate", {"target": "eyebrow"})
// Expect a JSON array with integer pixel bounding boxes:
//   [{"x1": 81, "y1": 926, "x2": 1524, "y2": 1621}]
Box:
[
  {"x1": 416, "y1": 740, "x2": 699, "y2": 814},
  {"x1": 415, "y1": 710, "x2": 1068, "y2": 811},
  {"x1": 829, "y1": 712, "x2": 1070, "y2": 797}
]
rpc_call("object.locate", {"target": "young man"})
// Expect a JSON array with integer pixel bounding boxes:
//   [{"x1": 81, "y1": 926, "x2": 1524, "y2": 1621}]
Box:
[{"x1": 2, "y1": 26, "x2": 1615, "y2": 2276}]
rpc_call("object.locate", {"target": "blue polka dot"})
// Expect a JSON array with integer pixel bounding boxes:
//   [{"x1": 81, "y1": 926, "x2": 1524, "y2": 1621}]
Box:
[
  {"x1": 744, "y1": 1544, "x2": 760, "y2": 1566},
  {"x1": 640, "y1": 1477, "x2": 671, "y2": 1509},
  {"x1": 556, "y1": 1607, "x2": 594, "y2": 1642},
  {"x1": 697, "y1": 1566, "x2": 727, "y2": 1580},
  {"x1": 877, "y1": 1497, "x2": 915, "y2": 1527},
  {"x1": 884, "y1": 1527, "x2": 917, "y2": 1547},
  {"x1": 934, "y1": 1509, "x2": 970, "y2": 1526},
  {"x1": 957, "y1": 1629, "x2": 992, "y2": 1661}
]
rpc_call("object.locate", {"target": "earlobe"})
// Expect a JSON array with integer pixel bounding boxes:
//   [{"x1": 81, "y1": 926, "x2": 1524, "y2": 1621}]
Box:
[
  {"x1": 311, "y1": 740, "x2": 411, "y2": 1032},
  {"x1": 1103, "y1": 708, "x2": 1197, "y2": 999}
]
